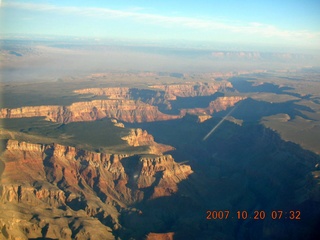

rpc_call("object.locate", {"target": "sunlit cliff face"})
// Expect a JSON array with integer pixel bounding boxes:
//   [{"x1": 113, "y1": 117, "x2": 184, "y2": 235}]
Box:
[{"x1": 0, "y1": 82, "x2": 241, "y2": 123}]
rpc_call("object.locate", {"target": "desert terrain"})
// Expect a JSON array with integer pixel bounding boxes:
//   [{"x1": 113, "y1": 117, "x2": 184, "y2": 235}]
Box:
[{"x1": 0, "y1": 41, "x2": 320, "y2": 239}]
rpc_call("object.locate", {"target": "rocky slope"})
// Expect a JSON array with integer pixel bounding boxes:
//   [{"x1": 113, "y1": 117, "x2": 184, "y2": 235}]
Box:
[
  {"x1": 74, "y1": 81, "x2": 232, "y2": 101},
  {"x1": 73, "y1": 81, "x2": 234, "y2": 112},
  {"x1": 0, "y1": 97, "x2": 245, "y2": 124},
  {"x1": 75, "y1": 87, "x2": 130, "y2": 99},
  {"x1": 149, "y1": 81, "x2": 233, "y2": 100},
  {"x1": 181, "y1": 96, "x2": 246, "y2": 116},
  {"x1": 0, "y1": 99, "x2": 181, "y2": 123},
  {"x1": 0, "y1": 83, "x2": 244, "y2": 124},
  {"x1": 0, "y1": 140, "x2": 192, "y2": 239},
  {"x1": 121, "y1": 128, "x2": 174, "y2": 154}
]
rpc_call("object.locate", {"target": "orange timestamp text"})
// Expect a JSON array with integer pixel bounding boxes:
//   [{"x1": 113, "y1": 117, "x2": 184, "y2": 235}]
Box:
[{"x1": 206, "y1": 210, "x2": 301, "y2": 220}]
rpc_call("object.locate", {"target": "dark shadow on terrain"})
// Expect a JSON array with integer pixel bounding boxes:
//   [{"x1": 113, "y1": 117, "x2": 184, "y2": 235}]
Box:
[
  {"x1": 214, "y1": 98, "x2": 315, "y2": 122},
  {"x1": 69, "y1": 218, "x2": 82, "y2": 239},
  {"x1": 121, "y1": 155, "x2": 141, "y2": 189},
  {"x1": 41, "y1": 224, "x2": 50, "y2": 239},
  {"x1": 129, "y1": 88, "x2": 225, "y2": 115},
  {"x1": 43, "y1": 147, "x2": 55, "y2": 183},
  {"x1": 229, "y1": 76, "x2": 307, "y2": 98},
  {"x1": 66, "y1": 196, "x2": 87, "y2": 211},
  {"x1": 126, "y1": 97, "x2": 315, "y2": 163},
  {"x1": 140, "y1": 171, "x2": 164, "y2": 201},
  {"x1": 229, "y1": 77, "x2": 295, "y2": 94},
  {"x1": 168, "y1": 92, "x2": 224, "y2": 113},
  {"x1": 122, "y1": 116, "x2": 320, "y2": 239}
]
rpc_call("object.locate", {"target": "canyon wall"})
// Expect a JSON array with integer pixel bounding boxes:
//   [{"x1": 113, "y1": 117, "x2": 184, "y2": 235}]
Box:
[
  {"x1": 0, "y1": 83, "x2": 244, "y2": 124},
  {"x1": 74, "y1": 81, "x2": 233, "y2": 101},
  {"x1": 0, "y1": 140, "x2": 192, "y2": 239},
  {"x1": 0, "y1": 96, "x2": 246, "y2": 124},
  {"x1": 121, "y1": 128, "x2": 174, "y2": 154},
  {"x1": 0, "y1": 99, "x2": 181, "y2": 123},
  {"x1": 182, "y1": 96, "x2": 246, "y2": 116},
  {"x1": 149, "y1": 81, "x2": 233, "y2": 100},
  {"x1": 1, "y1": 140, "x2": 191, "y2": 204},
  {"x1": 74, "y1": 87, "x2": 130, "y2": 99}
]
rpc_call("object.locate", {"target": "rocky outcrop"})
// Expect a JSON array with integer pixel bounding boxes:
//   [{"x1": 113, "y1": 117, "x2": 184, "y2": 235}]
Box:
[
  {"x1": 1, "y1": 140, "x2": 190, "y2": 203},
  {"x1": 74, "y1": 82, "x2": 233, "y2": 101},
  {"x1": 138, "y1": 155, "x2": 192, "y2": 199},
  {"x1": 0, "y1": 82, "x2": 237, "y2": 124},
  {"x1": 0, "y1": 105, "x2": 62, "y2": 121},
  {"x1": 74, "y1": 87, "x2": 130, "y2": 99},
  {"x1": 0, "y1": 99, "x2": 181, "y2": 123},
  {"x1": 121, "y1": 128, "x2": 174, "y2": 154},
  {"x1": 1, "y1": 96, "x2": 244, "y2": 124},
  {"x1": 150, "y1": 81, "x2": 233, "y2": 100},
  {"x1": 0, "y1": 185, "x2": 66, "y2": 206},
  {"x1": 0, "y1": 139, "x2": 192, "y2": 239},
  {"x1": 206, "y1": 96, "x2": 245, "y2": 113},
  {"x1": 196, "y1": 114, "x2": 212, "y2": 123},
  {"x1": 146, "y1": 232, "x2": 175, "y2": 240},
  {"x1": 182, "y1": 96, "x2": 246, "y2": 115},
  {"x1": 73, "y1": 81, "x2": 233, "y2": 105}
]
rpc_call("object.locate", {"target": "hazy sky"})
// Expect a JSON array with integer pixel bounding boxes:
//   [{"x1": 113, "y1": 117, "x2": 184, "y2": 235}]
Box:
[{"x1": 1, "y1": 0, "x2": 320, "y2": 51}]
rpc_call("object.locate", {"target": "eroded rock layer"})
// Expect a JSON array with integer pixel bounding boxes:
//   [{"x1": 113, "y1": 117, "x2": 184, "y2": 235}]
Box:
[
  {"x1": 149, "y1": 81, "x2": 233, "y2": 100},
  {"x1": 0, "y1": 82, "x2": 241, "y2": 124},
  {"x1": 181, "y1": 96, "x2": 246, "y2": 115},
  {"x1": 0, "y1": 99, "x2": 181, "y2": 123},
  {"x1": 0, "y1": 140, "x2": 192, "y2": 239}
]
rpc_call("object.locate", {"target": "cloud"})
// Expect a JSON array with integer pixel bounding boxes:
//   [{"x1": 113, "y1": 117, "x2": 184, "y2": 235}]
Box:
[{"x1": 2, "y1": 1, "x2": 320, "y2": 44}]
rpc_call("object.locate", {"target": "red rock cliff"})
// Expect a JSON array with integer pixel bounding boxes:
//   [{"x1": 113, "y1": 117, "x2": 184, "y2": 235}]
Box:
[
  {"x1": 0, "y1": 99, "x2": 180, "y2": 123},
  {"x1": 150, "y1": 81, "x2": 233, "y2": 100},
  {"x1": 74, "y1": 87, "x2": 130, "y2": 99},
  {"x1": 182, "y1": 96, "x2": 246, "y2": 115},
  {"x1": 1, "y1": 140, "x2": 191, "y2": 205}
]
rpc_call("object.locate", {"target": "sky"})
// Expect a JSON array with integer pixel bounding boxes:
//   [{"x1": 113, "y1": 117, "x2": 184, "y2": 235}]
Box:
[{"x1": 1, "y1": 0, "x2": 320, "y2": 52}]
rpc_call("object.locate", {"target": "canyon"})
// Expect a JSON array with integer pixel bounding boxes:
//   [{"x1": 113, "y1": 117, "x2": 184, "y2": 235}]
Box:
[
  {"x1": 0, "y1": 139, "x2": 192, "y2": 239},
  {"x1": 1, "y1": 75, "x2": 320, "y2": 239},
  {"x1": 0, "y1": 82, "x2": 240, "y2": 123}
]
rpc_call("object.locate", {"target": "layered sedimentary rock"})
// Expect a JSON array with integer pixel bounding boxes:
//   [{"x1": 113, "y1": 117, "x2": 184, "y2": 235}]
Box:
[
  {"x1": 0, "y1": 82, "x2": 238, "y2": 124},
  {"x1": 1, "y1": 140, "x2": 190, "y2": 204},
  {"x1": 150, "y1": 81, "x2": 233, "y2": 100},
  {"x1": 196, "y1": 114, "x2": 212, "y2": 123},
  {"x1": 182, "y1": 96, "x2": 246, "y2": 115},
  {"x1": 138, "y1": 155, "x2": 192, "y2": 199},
  {"x1": 146, "y1": 232, "x2": 175, "y2": 240},
  {"x1": 0, "y1": 99, "x2": 180, "y2": 123},
  {"x1": 0, "y1": 96, "x2": 244, "y2": 124},
  {"x1": 0, "y1": 140, "x2": 192, "y2": 239},
  {"x1": 74, "y1": 87, "x2": 130, "y2": 99},
  {"x1": 74, "y1": 81, "x2": 232, "y2": 101},
  {"x1": 121, "y1": 128, "x2": 174, "y2": 154}
]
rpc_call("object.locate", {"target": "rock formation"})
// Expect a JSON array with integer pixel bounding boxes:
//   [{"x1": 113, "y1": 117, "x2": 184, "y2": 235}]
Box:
[
  {"x1": 149, "y1": 81, "x2": 233, "y2": 100},
  {"x1": 181, "y1": 96, "x2": 246, "y2": 115},
  {"x1": 0, "y1": 140, "x2": 192, "y2": 239},
  {"x1": 75, "y1": 87, "x2": 130, "y2": 99},
  {"x1": 146, "y1": 232, "x2": 175, "y2": 240},
  {"x1": 121, "y1": 128, "x2": 174, "y2": 154},
  {"x1": 0, "y1": 99, "x2": 181, "y2": 123},
  {"x1": 0, "y1": 82, "x2": 240, "y2": 124}
]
